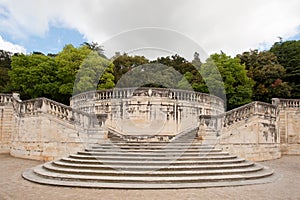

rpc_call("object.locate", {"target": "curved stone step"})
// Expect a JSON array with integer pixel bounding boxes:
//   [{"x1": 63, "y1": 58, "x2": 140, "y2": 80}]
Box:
[
  {"x1": 90, "y1": 145, "x2": 215, "y2": 150},
  {"x1": 29, "y1": 165, "x2": 274, "y2": 184},
  {"x1": 91, "y1": 143, "x2": 214, "y2": 148},
  {"x1": 77, "y1": 152, "x2": 230, "y2": 160},
  {"x1": 52, "y1": 160, "x2": 255, "y2": 171},
  {"x1": 85, "y1": 148, "x2": 223, "y2": 153},
  {"x1": 79, "y1": 151, "x2": 230, "y2": 157},
  {"x1": 43, "y1": 162, "x2": 264, "y2": 176},
  {"x1": 23, "y1": 168, "x2": 277, "y2": 189},
  {"x1": 60, "y1": 157, "x2": 245, "y2": 166},
  {"x1": 69, "y1": 153, "x2": 237, "y2": 161}
]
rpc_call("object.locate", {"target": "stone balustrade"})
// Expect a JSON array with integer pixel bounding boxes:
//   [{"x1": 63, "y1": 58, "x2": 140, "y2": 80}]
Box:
[
  {"x1": 0, "y1": 94, "x2": 12, "y2": 105},
  {"x1": 70, "y1": 87, "x2": 225, "y2": 112},
  {"x1": 272, "y1": 98, "x2": 300, "y2": 108},
  {"x1": 223, "y1": 101, "x2": 277, "y2": 128},
  {"x1": 0, "y1": 94, "x2": 94, "y2": 128},
  {"x1": 199, "y1": 101, "x2": 277, "y2": 131}
]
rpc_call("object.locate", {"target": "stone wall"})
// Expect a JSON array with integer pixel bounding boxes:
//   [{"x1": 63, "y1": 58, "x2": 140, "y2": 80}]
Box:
[
  {"x1": 0, "y1": 94, "x2": 13, "y2": 153},
  {"x1": 273, "y1": 98, "x2": 300, "y2": 155}
]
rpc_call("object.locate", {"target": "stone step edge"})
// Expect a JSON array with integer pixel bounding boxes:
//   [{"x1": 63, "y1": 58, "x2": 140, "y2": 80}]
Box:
[
  {"x1": 82, "y1": 151, "x2": 229, "y2": 156},
  {"x1": 31, "y1": 165, "x2": 274, "y2": 182},
  {"x1": 77, "y1": 152, "x2": 230, "y2": 158},
  {"x1": 70, "y1": 154, "x2": 236, "y2": 161},
  {"x1": 65, "y1": 155, "x2": 237, "y2": 165},
  {"x1": 22, "y1": 168, "x2": 278, "y2": 189},
  {"x1": 85, "y1": 149, "x2": 223, "y2": 153},
  {"x1": 52, "y1": 160, "x2": 254, "y2": 170},
  {"x1": 91, "y1": 143, "x2": 215, "y2": 147},
  {"x1": 61, "y1": 157, "x2": 245, "y2": 167},
  {"x1": 43, "y1": 162, "x2": 264, "y2": 176}
]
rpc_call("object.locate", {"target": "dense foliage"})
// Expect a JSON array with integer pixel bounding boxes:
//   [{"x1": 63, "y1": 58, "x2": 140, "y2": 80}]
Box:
[
  {"x1": 237, "y1": 50, "x2": 291, "y2": 102},
  {"x1": 270, "y1": 40, "x2": 300, "y2": 98},
  {"x1": 0, "y1": 50, "x2": 12, "y2": 92},
  {"x1": 1, "y1": 39, "x2": 299, "y2": 109}
]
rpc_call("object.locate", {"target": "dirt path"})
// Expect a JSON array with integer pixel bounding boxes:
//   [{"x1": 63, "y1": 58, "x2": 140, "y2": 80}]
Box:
[{"x1": 0, "y1": 154, "x2": 299, "y2": 200}]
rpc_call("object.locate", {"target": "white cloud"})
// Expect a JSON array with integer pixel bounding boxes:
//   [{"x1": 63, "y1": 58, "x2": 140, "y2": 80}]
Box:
[
  {"x1": 0, "y1": 0, "x2": 300, "y2": 57},
  {"x1": 0, "y1": 35, "x2": 26, "y2": 53}
]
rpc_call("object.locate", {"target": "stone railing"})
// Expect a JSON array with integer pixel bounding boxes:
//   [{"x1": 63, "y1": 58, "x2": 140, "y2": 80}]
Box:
[
  {"x1": 272, "y1": 98, "x2": 300, "y2": 108},
  {"x1": 0, "y1": 94, "x2": 13, "y2": 105},
  {"x1": 223, "y1": 101, "x2": 277, "y2": 128},
  {"x1": 70, "y1": 87, "x2": 224, "y2": 111},
  {"x1": 199, "y1": 101, "x2": 277, "y2": 132},
  {"x1": 8, "y1": 96, "x2": 96, "y2": 128}
]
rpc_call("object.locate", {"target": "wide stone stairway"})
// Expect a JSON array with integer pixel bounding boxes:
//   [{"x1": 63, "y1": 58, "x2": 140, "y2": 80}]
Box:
[{"x1": 22, "y1": 131, "x2": 276, "y2": 189}]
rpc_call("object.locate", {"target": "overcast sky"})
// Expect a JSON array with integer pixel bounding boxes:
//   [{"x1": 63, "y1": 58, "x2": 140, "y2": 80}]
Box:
[{"x1": 0, "y1": 0, "x2": 300, "y2": 60}]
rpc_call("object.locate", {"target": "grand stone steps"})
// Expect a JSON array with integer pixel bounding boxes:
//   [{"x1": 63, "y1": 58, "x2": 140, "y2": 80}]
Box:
[{"x1": 23, "y1": 138, "x2": 277, "y2": 189}]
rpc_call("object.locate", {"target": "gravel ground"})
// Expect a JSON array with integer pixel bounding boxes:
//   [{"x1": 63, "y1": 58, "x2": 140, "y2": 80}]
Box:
[{"x1": 0, "y1": 154, "x2": 299, "y2": 200}]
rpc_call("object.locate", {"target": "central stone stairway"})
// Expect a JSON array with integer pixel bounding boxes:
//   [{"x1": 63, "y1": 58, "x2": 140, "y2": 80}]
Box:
[{"x1": 23, "y1": 131, "x2": 276, "y2": 189}]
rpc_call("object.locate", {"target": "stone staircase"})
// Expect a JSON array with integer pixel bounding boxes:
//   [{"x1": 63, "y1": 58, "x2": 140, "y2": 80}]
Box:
[{"x1": 22, "y1": 131, "x2": 276, "y2": 189}]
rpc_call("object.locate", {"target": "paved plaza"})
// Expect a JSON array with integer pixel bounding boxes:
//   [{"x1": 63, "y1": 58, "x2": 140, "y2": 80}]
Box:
[{"x1": 0, "y1": 154, "x2": 299, "y2": 200}]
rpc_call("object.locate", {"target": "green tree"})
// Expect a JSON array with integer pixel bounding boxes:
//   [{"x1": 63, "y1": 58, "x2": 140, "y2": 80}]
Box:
[
  {"x1": 0, "y1": 50, "x2": 12, "y2": 92},
  {"x1": 82, "y1": 42, "x2": 106, "y2": 58},
  {"x1": 237, "y1": 50, "x2": 291, "y2": 102},
  {"x1": 115, "y1": 62, "x2": 182, "y2": 88},
  {"x1": 270, "y1": 40, "x2": 300, "y2": 98},
  {"x1": 177, "y1": 72, "x2": 194, "y2": 90},
  {"x1": 55, "y1": 44, "x2": 91, "y2": 103},
  {"x1": 204, "y1": 53, "x2": 254, "y2": 109},
  {"x1": 8, "y1": 53, "x2": 59, "y2": 100},
  {"x1": 112, "y1": 53, "x2": 149, "y2": 84},
  {"x1": 74, "y1": 51, "x2": 115, "y2": 94},
  {"x1": 154, "y1": 54, "x2": 204, "y2": 90}
]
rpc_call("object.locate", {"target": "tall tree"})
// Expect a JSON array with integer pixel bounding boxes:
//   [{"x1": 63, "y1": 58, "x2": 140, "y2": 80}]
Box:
[
  {"x1": 55, "y1": 44, "x2": 91, "y2": 103},
  {"x1": 237, "y1": 50, "x2": 291, "y2": 102},
  {"x1": 74, "y1": 51, "x2": 115, "y2": 94},
  {"x1": 155, "y1": 54, "x2": 204, "y2": 90},
  {"x1": 82, "y1": 42, "x2": 106, "y2": 58},
  {"x1": 270, "y1": 40, "x2": 300, "y2": 98},
  {"x1": 112, "y1": 53, "x2": 149, "y2": 85},
  {"x1": 0, "y1": 50, "x2": 12, "y2": 92},
  {"x1": 8, "y1": 53, "x2": 59, "y2": 100},
  {"x1": 203, "y1": 53, "x2": 254, "y2": 110}
]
